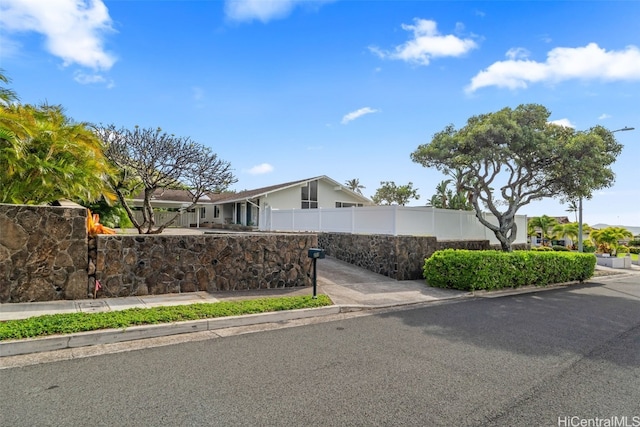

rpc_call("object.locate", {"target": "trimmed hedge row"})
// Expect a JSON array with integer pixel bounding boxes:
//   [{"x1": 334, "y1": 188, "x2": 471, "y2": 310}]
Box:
[{"x1": 423, "y1": 249, "x2": 596, "y2": 291}]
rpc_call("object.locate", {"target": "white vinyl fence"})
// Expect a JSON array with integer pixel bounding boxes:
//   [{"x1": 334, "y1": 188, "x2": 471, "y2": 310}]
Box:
[{"x1": 260, "y1": 206, "x2": 527, "y2": 245}]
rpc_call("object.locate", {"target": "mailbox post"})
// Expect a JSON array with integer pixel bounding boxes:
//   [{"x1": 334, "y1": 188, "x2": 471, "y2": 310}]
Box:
[{"x1": 307, "y1": 248, "x2": 325, "y2": 299}]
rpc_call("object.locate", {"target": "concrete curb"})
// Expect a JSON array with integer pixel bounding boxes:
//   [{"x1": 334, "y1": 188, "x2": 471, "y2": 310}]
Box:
[{"x1": 0, "y1": 306, "x2": 341, "y2": 358}]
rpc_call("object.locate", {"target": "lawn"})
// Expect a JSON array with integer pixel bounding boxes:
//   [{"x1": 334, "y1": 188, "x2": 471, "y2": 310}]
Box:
[
  {"x1": 618, "y1": 252, "x2": 639, "y2": 261},
  {"x1": 0, "y1": 295, "x2": 332, "y2": 341}
]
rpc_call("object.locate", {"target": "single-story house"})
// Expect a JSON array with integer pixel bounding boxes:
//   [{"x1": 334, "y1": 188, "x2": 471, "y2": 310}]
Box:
[{"x1": 130, "y1": 176, "x2": 373, "y2": 228}]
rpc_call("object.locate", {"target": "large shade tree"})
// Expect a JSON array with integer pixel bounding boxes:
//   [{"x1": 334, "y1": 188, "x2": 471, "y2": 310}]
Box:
[
  {"x1": 95, "y1": 125, "x2": 237, "y2": 234},
  {"x1": 411, "y1": 104, "x2": 623, "y2": 251}
]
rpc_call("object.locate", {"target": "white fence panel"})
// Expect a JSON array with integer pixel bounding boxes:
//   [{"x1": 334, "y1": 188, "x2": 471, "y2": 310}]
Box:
[
  {"x1": 395, "y1": 206, "x2": 434, "y2": 236},
  {"x1": 319, "y1": 208, "x2": 354, "y2": 233},
  {"x1": 353, "y1": 206, "x2": 395, "y2": 234},
  {"x1": 292, "y1": 209, "x2": 322, "y2": 231},
  {"x1": 261, "y1": 206, "x2": 527, "y2": 244}
]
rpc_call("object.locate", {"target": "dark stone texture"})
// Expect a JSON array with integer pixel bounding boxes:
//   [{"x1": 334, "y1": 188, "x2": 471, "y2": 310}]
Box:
[
  {"x1": 93, "y1": 233, "x2": 316, "y2": 297},
  {"x1": 0, "y1": 203, "x2": 88, "y2": 302},
  {"x1": 318, "y1": 232, "x2": 491, "y2": 280}
]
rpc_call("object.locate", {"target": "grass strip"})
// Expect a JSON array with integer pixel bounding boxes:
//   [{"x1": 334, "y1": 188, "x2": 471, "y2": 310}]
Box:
[{"x1": 0, "y1": 295, "x2": 332, "y2": 341}]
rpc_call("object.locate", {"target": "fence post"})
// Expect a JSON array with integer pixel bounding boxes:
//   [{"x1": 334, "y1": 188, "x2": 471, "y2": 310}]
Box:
[
  {"x1": 351, "y1": 206, "x2": 356, "y2": 234},
  {"x1": 392, "y1": 205, "x2": 398, "y2": 236}
]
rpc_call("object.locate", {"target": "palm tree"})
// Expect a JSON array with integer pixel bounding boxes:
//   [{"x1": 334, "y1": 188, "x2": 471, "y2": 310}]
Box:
[
  {"x1": 427, "y1": 194, "x2": 441, "y2": 208},
  {"x1": 552, "y1": 222, "x2": 580, "y2": 248},
  {"x1": 433, "y1": 179, "x2": 451, "y2": 208},
  {"x1": 527, "y1": 215, "x2": 558, "y2": 246},
  {"x1": 0, "y1": 69, "x2": 18, "y2": 106},
  {"x1": 344, "y1": 178, "x2": 365, "y2": 194},
  {"x1": 565, "y1": 200, "x2": 579, "y2": 222},
  {"x1": 590, "y1": 226, "x2": 633, "y2": 255},
  {"x1": 0, "y1": 103, "x2": 115, "y2": 204}
]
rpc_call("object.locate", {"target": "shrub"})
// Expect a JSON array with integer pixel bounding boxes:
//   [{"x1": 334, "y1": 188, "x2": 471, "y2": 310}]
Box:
[
  {"x1": 531, "y1": 246, "x2": 553, "y2": 251},
  {"x1": 630, "y1": 248, "x2": 640, "y2": 255},
  {"x1": 628, "y1": 239, "x2": 640, "y2": 247},
  {"x1": 582, "y1": 240, "x2": 596, "y2": 253},
  {"x1": 552, "y1": 245, "x2": 570, "y2": 251},
  {"x1": 423, "y1": 249, "x2": 595, "y2": 292}
]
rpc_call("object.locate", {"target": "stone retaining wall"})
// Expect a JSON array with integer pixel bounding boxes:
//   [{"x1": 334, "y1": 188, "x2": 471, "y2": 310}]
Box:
[
  {"x1": 0, "y1": 203, "x2": 88, "y2": 302},
  {"x1": 94, "y1": 233, "x2": 316, "y2": 297},
  {"x1": 318, "y1": 232, "x2": 491, "y2": 280}
]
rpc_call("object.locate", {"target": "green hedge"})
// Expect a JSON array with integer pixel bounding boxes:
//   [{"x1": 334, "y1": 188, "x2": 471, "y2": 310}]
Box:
[{"x1": 423, "y1": 250, "x2": 596, "y2": 291}]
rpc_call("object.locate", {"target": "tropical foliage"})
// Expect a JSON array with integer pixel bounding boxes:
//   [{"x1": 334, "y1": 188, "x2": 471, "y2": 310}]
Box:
[
  {"x1": 0, "y1": 102, "x2": 115, "y2": 205},
  {"x1": 411, "y1": 104, "x2": 623, "y2": 251},
  {"x1": 590, "y1": 226, "x2": 633, "y2": 255},
  {"x1": 527, "y1": 215, "x2": 558, "y2": 246},
  {"x1": 0, "y1": 70, "x2": 115, "y2": 205},
  {"x1": 427, "y1": 168, "x2": 473, "y2": 210}
]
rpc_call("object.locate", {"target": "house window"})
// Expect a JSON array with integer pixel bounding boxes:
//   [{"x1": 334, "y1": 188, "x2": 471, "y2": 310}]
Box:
[
  {"x1": 200, "y1": 207, "x2": 206, "y2": 218},
  {"x1": 335, "y1": 202, "x2": 364, "y2": 208},
  {"x1": 301, "y1": 180, "x2": 318, "y2": 209},
  {"x1": 213, "y1": 206, "x2": 220, "y2": 218}
]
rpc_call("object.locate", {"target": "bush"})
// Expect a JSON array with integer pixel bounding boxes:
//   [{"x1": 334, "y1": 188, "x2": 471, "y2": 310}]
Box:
[
  {"x1": 531, "y1": 246, "x2": 553, "y2": 251},
  {"x1": 630, "y1": 247, "x2": 640, "y2": 255},
  {"x1": 628, "y1": 239, "x2": 640, "y2": 247},
  {"x1": 423, "y1": 249, "x2": 596, "y2": 292},
  {"x1": 552, "y1": 245, "x2": 570, "y2": 251}
]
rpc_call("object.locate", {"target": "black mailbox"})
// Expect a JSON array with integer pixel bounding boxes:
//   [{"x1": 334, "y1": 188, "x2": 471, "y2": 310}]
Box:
[{"x1": 308, "y1": 248, "x2": 325, "y2": 259}]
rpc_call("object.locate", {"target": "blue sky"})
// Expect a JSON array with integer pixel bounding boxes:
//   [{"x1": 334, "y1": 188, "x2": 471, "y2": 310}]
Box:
[{"x1": 1, "y1": 0, "x2": 639, "y2": 227}]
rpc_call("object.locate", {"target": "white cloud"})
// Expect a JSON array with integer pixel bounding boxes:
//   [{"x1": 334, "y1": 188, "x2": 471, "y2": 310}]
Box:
[
  {"x1": 224, "y1": 0, "x2": 332, "y2": 23},
  {"x1": 341, "y1": 107, "x2": 379, "y2": 124},
  {"x1": 505, "y1": 47, "x2": 530, "y2": 60},
  {"x1": 246, "y1": 163, "x2": 274, "y2": 175},
  {"x1": 369, "y1": 18, "x2": 478, "y2": 66},
  {"x1": 0, "y1": 0, "x2": 116, "y2": 70},
  {"x1": 549, "y1": 118, "x2": 575, "y2": 128},
  {"x1": 73, "y1": 70, "x2": 114, "y2": 88},
  {"x1": 467, "y1": 43, "x2": 640, "y2": 93},
  {"x1": 599, "y1": 113, "x2": 612, "y2": 120}
]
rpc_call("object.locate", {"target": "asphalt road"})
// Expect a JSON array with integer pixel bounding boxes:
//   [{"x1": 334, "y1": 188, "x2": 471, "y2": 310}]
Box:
[{"x1": 1, "y1": 274, "x2": 639, "y2": 427}]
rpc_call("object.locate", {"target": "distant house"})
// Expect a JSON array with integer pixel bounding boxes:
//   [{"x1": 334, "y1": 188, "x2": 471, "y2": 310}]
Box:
[
  {"x1": 210, "y1": 176, "x2": 373, "y2": 227},
  {"x1": 130, "y1": 176, "x2": 373, "y2": 228}
]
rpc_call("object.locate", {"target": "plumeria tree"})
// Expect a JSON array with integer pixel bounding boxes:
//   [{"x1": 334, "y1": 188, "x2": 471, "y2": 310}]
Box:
[{"x1": 95, "y1": 125, "x2": 237, "y2": 234}]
